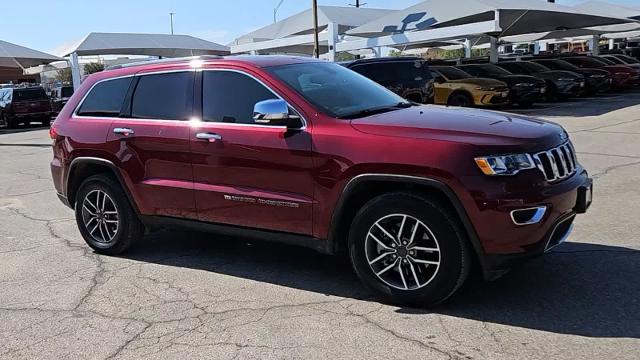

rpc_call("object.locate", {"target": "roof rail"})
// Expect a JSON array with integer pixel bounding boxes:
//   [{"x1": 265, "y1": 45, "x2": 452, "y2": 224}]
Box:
[{"x1": 105, "y1": 55, "x2": 224, "y2": 70}]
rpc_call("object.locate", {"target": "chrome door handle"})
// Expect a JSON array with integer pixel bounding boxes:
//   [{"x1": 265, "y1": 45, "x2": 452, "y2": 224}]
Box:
[
  {"x1": 196, "y1": 132, "x2": 222, "y2": 142},
  {"x1": 113, "y1": 127, "x2": 134, "y2": 136}
]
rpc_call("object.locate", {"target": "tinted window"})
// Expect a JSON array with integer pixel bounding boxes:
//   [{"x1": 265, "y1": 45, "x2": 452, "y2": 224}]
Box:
[
  {"x1": 270, "y1": 62, "x2": 408, "y2": 119},
  {"x1": 77, "y1": 77, "x2": 132, "y2": 117},
  {"x1": 432, "y1": 66, "x2": 470, "y2": 80},
  {"x1": 14, "y1": 88, "x2": 48, "y2": 101},
  {"x1": 352, "y1": 60, "x2": 431, "y2": 86},
  {"x1": 131, "y1": 72, "x2": 193, "y2": 120},
  {"x1": 202, "y1": 71, "x2": 278, "y2": 124},
  {"x1": 61, "y1": 87, "x2": 74, "y2": 98}
]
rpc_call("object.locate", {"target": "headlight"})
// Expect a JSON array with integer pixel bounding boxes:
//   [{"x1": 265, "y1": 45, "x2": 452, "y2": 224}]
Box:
[
  {"x1": 474, "y1": 154, "x2": 536, "y2": 176},
  {"x1": 557, "y1": 77, "x2": 576, "y2": 81},
  {"x1": 590, "y1": 74, "x2": 607, "y2": 78},
  {"x1": 475, "y1": 86, "x2": 496, "y2": 91},
  {"x1": 614, "y1": 72, "x2": 630, "y2": 76},
  {"x1": 515, "y1": 83, "x2": 534, "y2": 87}
]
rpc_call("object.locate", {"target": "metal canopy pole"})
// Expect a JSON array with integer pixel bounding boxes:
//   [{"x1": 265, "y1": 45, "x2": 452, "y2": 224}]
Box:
[
  {"x1": 69, "y1": 52, "x2": 82, "y2": 90},
  {"x1": 312, "y1": 0, "x2": 320, "y2": 58}
]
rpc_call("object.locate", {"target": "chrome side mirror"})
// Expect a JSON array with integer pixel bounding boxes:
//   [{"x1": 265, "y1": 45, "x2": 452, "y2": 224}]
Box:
[{"x1": 253, "y1": 99, "x2": 302, "y2": 128}]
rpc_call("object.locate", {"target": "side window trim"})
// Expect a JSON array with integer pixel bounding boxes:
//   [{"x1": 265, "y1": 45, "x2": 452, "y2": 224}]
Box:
[
  {"x1": 73, "y1": 75, "x2": 134, "y2": 118},
  {"x1": 199, "y1": 68, "x2": 306, "y2": 129}
]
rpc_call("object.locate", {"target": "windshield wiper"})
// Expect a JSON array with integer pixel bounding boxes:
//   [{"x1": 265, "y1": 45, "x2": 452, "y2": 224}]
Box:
[{"x1": 338, "y1": 102, "x2": 414, "y2": 119}]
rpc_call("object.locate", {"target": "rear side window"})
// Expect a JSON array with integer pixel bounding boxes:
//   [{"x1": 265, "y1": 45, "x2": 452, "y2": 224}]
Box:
[
  {"x1": 131, "y1": 72, "x2": 194, "y2": 120},
  {"x1": 202, "y1": 71, "x2": 277, "y2": 124},
  {"x1": 77, "y1": 77, "x2": 132, "y2": 117},
  {"x1": 14, "y1": 88, "x2": 48, "y2": 101}
]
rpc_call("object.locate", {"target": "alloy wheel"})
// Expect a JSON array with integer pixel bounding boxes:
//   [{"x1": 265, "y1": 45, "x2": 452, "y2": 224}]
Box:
[
  {"x1": 365, "y1": 214, "x2": 441, "y2": 290},
  {"x1": 81, "y1": 189, "x2": 119, "y2": 244}
]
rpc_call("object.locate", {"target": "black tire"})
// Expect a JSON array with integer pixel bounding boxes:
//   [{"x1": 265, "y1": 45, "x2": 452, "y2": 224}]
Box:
[
  {"x1": 447, "y1": 93, "x2": 473, "y2": 107},
  {"x1": 5, "y1": 114, "x2": 18, "y2": 129},
  {"x1": 348, "y1": 192, "x2": 471, "y2": 307},
  {"x1": 74, "y1": 174, "x2": 144, "y2": 255}
]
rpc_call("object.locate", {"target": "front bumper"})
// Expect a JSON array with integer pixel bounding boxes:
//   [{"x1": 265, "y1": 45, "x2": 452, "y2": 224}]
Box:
[
  {"x1": 510, "y1": 86, "x2": 545, "y2": 104},
  {"x1": 475, "y1": 90, "x2": 510, "y2": 106},
  {"x1": 458, "y1": 168, "x2": 592, "y2": 279}
]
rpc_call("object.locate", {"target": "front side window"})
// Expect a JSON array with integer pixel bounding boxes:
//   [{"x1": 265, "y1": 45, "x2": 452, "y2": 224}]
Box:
[
  {"x1": 77, "y1": 77, "x2": 132, "y2": 117},
  {"x1": 131, "y1": 72, "x2": 194, "y2": 120},
  {"x1": 352, "y1": 60, "x2": 431, "y2": 86},
  {"x1": 202, "y1": 71, "x2": 278, "y2": 124},
  {"x1": 268, "y1": 62, "x2": 409, "y2": 119},
  {"x1": 433, "y1": 66, "x2": 470, "y2": 80}
]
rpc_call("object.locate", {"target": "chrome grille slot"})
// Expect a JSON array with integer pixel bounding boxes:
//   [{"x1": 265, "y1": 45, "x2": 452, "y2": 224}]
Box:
[{"x1": 533, "y1": 142, "x2": 578, "y2": 182}]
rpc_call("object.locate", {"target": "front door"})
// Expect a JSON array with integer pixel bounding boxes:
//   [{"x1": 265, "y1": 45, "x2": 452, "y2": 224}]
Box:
[
  {"x1": 105, "y1": 70, "x2": 197, "y2": 219},
  {"x1": 190, "y1": 69, "x2": 314, "y2": 235}
]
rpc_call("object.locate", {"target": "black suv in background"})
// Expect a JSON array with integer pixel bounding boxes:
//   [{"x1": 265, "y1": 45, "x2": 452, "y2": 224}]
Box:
[
  {"x1": 530, "y1": 58, "x2": 612, "y2": 94},
  {"x1": 0, "y1": 87, "x2": 53, "y2": 128},
  {"x1": 342, "y1": 57, "x2": 435, "y2": 104},
  {"x1": 496, "y1": 61, "x2": 584, "y2": 100},
  {"x1": 50, "y1": 86, "x2": 74, "y2": 114},
  {"x1": 457, "y1": 63, "x2": 546, "y2": 107}
]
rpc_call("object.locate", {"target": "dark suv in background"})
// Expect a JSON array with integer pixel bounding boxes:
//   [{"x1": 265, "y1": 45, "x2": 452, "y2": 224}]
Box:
[
  {"x1": 457, "y1": 63, "x2": 547, "y2": 107},
  {"x1": 51, "y1": 56, "x2": 592, "y2": 307},
  {"x1": 343, "y1": 57, "x2": 435, "y2": 104},
  {"x1": 0, "y1": 86, "x2": 53, "y2": 128},
  {"x1": 496, "y1": 61, "x2": 584, "y2": 100},
  {"x1": 530, "y1": 58, "x2": 612, "y2": 94},
  {"x1": 50, "y1": 85, "x2": 74, "y2": 114}
]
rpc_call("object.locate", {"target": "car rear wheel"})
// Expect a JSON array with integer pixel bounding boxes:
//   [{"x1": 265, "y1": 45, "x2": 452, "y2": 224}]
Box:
[
  {"x1": 75, "y1": 174, "x2": 144, "y2": 255},
  {"x1": 348, "y1": 192, "x2": 471, "y2": 307},
  {"x1": 448, "y1": 93, "x2": 473, "y2": 107}
]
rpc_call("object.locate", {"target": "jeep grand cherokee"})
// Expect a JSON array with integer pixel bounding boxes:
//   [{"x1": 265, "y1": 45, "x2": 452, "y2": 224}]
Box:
[{"x1": 50, "y1": 56, "x2": 593, "y2": 306}]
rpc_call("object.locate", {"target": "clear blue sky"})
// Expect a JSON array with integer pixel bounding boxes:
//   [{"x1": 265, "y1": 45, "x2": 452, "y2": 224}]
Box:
[{"x1": 1, "y1": 0, "x2": 639, "y2": 53}]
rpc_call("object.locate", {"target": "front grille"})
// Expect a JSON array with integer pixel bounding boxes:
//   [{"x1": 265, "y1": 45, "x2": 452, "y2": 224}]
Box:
[{"x1": 533, "y1": 142, "x2": 578, "y2": 182}]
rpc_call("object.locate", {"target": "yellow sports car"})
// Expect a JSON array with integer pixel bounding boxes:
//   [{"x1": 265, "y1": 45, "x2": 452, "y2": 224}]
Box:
[{"x1": 430, "y1": 66, "x2": 510, "y2": 107}]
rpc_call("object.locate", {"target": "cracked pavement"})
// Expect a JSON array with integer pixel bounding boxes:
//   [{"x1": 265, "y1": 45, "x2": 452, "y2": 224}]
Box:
[{"x1": 1, "y1": 92, "x2": 639, "y2": 359}]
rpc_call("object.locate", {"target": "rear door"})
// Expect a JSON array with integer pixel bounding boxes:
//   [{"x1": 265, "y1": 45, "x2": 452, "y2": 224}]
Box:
[
  {"x1": 189, "y1": 69, "x2": 314, "y2": 235},
  {"x1": 104, "y1": 70, "x2": 197, "y2": 219}
]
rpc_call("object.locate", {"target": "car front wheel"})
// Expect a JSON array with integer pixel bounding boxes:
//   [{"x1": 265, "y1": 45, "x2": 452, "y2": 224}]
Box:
[
  {"x1": 348, "y1": 192, "x2": 471, "y2": 307},
  {"x1": 75, "y1": 174, "x2": 144, "y2": 255}
]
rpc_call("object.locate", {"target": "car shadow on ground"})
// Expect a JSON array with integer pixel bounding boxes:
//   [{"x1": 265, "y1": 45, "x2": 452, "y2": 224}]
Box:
[
  {"x1": 506, "y1": 89, "x2": 640, "y2": 117},
  {"x1": 0, "y1": 123, "x2": 50, "y2": 135},
  {"x1": 122, "y1": 231, "x2": 639, "y2": 339}
]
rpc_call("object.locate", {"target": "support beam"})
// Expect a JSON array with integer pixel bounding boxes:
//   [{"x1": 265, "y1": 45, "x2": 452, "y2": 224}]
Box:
[
  {"x1": 463, "y1": 39, "x2": 472, "y2": 58},
  {"x1": 609, "y1": 39, "x2": 615, "y2": 50},
  {"x1": 70, "y1": 52, "x2": 81, "y2": 90},
  {"x1": 489, "y1": 37, "x2": 499, "y2": 63},
  {"x1": 533, "y1": 41, "x2": 541, "y2": 55},
  {"x1": 589, "y1": 35, "x2": 600, "y2": 55},
  {"x1": 327, "y1": 22, "x2": 338, "y2": 62}
]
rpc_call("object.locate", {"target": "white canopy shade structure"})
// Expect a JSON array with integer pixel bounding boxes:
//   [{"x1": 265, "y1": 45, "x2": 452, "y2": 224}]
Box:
[
  {"x1": 230, "y1": 6, "x2": 392, "y2": 57},
  {"x1": 56, "y1": 32, "x2": 229, "y2": 57},
  {"x1": 54, "y1": 32, "x2": 229, "y2": 90},
  {"x1": 346, "y1": 0, "x2": 636, "y2": 38},
  {"x1": 0, "y1": 40, "x2": 62, "y2": 69},
  {"x1": 338, "y1": 0, "x2": 637, "y2": 61}
]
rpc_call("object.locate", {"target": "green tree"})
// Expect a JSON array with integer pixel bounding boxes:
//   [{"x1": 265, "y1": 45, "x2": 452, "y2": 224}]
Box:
[
  {"x1": 54, "y1": 68, "x2": 73, "y2": 84},
  {"x1": 83, "y1": 62, "x2": 105, "y2": 75}
]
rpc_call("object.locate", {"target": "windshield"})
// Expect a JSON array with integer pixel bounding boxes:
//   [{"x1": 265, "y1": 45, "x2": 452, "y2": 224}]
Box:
[
  {"x1": 433, "y1": 66, "x2": 470, "y2": 80},
  {"x1": 269, "y1": 62, "x2": 409, "y2": 119},
  {"x1": 462, "y1": 64, "x2": 512, "y2": 77},
  {"x1": 13, "y1": 88, "x2": 47, "y2": 101},
  {"x1": 570, "y1": 57, "x2": 608, "y2": 67},
  {"x1": 518, "y1": 62, "x2": 550, "y2": 73},
  {"x1": 599, "y1": 56, "x2": 620, "y2": 65},
  {"x1": 617, "y1": 55, "x2": 639, "y2": 64},
  {"x1": 536, "y1": 59, "x2": 579, "y2": 71}
]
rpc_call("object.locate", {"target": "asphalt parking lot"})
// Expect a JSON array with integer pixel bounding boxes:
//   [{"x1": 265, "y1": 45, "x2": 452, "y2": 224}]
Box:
[{"x1": 1, "y1": 93, "x2": 639, "y2": 360}]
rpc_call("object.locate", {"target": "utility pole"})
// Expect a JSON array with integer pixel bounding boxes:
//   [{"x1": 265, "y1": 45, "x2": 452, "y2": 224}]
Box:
[
  {"x1": 169, "y1": 12, "x2": 175, "y2": 35},
  {"x1": 312, "y1": 0, "x2": 320, "y2": 58},
  {"x1": 349, "y1": 0, "x2": 366, "y2": 7},
  {"x1": 274, "y1": 0, "x2": 285, "y2": 23}
]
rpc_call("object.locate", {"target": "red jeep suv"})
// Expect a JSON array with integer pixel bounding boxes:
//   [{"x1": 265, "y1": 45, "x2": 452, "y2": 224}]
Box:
[{"x1": 50, "y1": 56, "x2": 593, "y2": 306}]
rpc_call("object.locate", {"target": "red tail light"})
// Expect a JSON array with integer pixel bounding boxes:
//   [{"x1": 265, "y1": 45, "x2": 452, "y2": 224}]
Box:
[{"x1": 49, "y1": 125, "x2": 58, "y2": 140}]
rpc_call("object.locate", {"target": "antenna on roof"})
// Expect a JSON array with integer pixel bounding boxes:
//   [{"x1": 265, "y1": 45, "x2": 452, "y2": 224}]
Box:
[{"x1": 348, "y1": 0, "x2": 366, "y2": 7}]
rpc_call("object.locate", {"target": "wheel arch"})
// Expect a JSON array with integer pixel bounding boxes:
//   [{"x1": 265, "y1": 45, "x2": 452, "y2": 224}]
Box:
[
  {"x1": 65, "y1": 157, "x2": 139, "y2": 214},
  {"x1": 447, "y1": 89, "x2": 474, "y2": 105},
  {"x1": 327, "y1": 174, "x2": 485, "y2": 267}
]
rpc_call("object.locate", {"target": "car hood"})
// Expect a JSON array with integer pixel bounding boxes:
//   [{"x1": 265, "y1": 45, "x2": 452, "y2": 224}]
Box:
[
  {"x1": 604, "y1": 65, "x2": 638, "y2": 73},
  {"x1": 575, "y1": 68, "x2": 611, "y2": 77},
  {"x1": 449, "y1": 77, "x2": 507, "y2": 87},
  {"x1": 350, "y1": 105, "x2": 565, "y2": 152}
]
